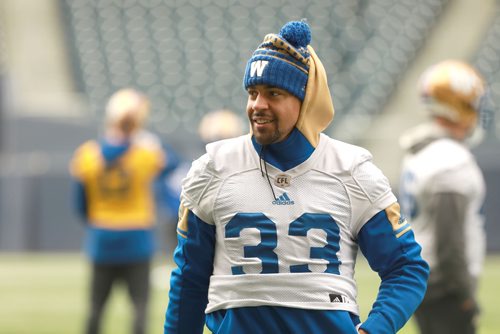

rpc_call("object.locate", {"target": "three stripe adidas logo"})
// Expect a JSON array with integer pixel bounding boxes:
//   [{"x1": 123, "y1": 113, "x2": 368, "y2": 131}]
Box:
[
  {"x1": 329, "y1": 294, "x2": 349, "y2": 303},
  {"x1": 272, "y1": 192, "x2": 295, "y2": 205}
]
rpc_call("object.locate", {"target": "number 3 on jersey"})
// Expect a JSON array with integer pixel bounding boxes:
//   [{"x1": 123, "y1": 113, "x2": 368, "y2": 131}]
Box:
[{"x1": 225, "y1": 213, "x2": 341, "y2": 275}]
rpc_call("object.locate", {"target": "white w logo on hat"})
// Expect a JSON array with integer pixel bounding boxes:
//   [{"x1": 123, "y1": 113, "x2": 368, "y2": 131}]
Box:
[{"x1": 250, "y1": 60, "x2": 269, "y2": 77}]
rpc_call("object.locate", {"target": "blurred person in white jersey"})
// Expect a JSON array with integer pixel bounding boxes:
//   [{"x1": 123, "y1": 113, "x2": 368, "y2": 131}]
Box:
[
  {"x1": 198, "y1": 108, "x2": 246, "y2": 144},
  {"x1": 166, "y1": 108, "x2": 245, "y2": 198},
  {"x1": 399, "y1": 60, "x2": 488, "y2": 334},
  {"x1": 70, "y1": 88, "x2": 179, "y2": 334},
  {"x1": 165, "y1": 20, "x2": 429, "y2": 334},
  {"x1": 161, "y1": 109, "x2": 245, "y2": 252}
]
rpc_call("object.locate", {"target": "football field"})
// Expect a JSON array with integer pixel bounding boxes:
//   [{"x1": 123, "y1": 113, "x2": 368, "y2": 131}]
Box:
[{"x1": 0, "y1": 253, "x2": 498, "y2": 334}]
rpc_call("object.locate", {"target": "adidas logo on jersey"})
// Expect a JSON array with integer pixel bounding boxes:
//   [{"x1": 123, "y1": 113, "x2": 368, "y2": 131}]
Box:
[
  {"x1": 329, "y1": 294, "x2": 349, "y2": 303},
  {"x1": 272, "y1": 193, "x2": 295, "y2": 205}
]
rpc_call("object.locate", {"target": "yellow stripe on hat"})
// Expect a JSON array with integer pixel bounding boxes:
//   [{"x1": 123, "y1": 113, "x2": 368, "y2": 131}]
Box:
[
  {"x1": 262, "y1": 34, "x2": 310, "y2": 66},
  {"x1": 252, "y1": 52, "x2": 309, "y2": 75}
]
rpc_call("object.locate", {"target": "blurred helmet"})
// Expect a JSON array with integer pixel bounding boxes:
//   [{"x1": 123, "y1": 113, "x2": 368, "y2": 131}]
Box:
[
  {"x1": 198, "y1": 109, "x2": 245, "y2": 143},
  {"x1": 105, "y1": 88, "x2": 150, "y2": 135},
  {"x1": 418, "y1": 60, "x2": 486, "y2": 127}
]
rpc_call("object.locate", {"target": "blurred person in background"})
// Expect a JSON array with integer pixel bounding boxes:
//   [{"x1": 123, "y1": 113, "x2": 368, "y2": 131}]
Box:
[
  {"x1": 165, "y1": 20, "x2": 428, "y2": 334},
  {"x1": 165, "y1": 107, "x2": 245, "y2": 198},
  {"x1": 197, "y1": 108, "x2": 246, "y2": 144},
  {"x1": 160, "y1": 108, "x2": 245, "y2": 254},
  {"x1": 69, "y1": 88, "x2": 179, "y2": 334},
  {"x1": 399, "y1": 60, "x2": 488, "y2": 334}
]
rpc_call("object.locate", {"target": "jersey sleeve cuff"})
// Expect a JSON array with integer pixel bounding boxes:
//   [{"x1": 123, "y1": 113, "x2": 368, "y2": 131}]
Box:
[{"x1": 360, "y1": 312, "x2": 393, "y2": 334}]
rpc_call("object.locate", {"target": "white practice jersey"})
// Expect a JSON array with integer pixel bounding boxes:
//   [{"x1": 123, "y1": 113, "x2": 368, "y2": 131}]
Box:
[
  {"x1": 400, "y1": 137, "x2": 486, "y2": 278},
  {"x1": 180, "y1": 133, "x2": 396, "y2": 314}
]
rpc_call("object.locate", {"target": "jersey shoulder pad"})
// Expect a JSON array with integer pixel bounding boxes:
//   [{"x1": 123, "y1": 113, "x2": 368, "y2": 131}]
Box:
[
  {"x1": 180, "y1": 153, "x2": 219, "y2": 224},
  {"x1": 426, "y1": 138, "x2": 472, "y2": 170},
  {"x1": 205, "y1": 134, "x2": 255, "y2": 176},
  {"x1": 320, "y1": 136, "x2": 396, "y2": 232},
  {"x1": 183, "y1": 134, "x2": 254, "y2": 223},
  {"x1": 425, "y1": 139, "x2": 478, "y2": 193},
  {"x1": 324, "y1": 138, "x2": 391, "y2": 201},
  {"x1": 319, "y1": 135, "x2": 373, "y2": 173}
]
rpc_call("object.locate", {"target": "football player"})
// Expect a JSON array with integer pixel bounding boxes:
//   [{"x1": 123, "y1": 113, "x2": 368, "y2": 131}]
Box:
[
  {"x1": 400, "y1": 60, "x2": 487, "y2": 334},
  {"x1": 165, "y1": 21, "x2": 429, "y2": 334}
]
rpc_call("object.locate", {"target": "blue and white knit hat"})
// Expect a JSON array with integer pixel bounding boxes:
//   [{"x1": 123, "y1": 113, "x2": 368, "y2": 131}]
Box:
[{"x1": 243, "y1": 21, "x2": 312, "y2": 101}]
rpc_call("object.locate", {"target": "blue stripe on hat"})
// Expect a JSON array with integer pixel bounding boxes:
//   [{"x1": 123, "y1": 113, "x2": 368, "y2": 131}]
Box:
[{"x1": 243, "y1": 53, "x2": 308, "y2": 101}]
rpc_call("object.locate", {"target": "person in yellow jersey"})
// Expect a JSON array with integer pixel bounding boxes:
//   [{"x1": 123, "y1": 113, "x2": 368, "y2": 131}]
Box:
[{"x1": 70, "y1": 88, "x2": 179, "y2": 334}]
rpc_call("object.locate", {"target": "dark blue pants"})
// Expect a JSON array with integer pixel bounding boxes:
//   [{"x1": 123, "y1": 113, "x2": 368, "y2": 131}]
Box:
[
  {"x1": 86, "y1": 259, "x2": 151, "y2": 334},
  {"x1": 415, "y1": 293, "x2": 478, "y2": 334}
]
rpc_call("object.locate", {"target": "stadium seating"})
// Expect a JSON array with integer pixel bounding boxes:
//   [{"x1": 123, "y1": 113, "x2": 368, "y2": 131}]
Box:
[
  {"x1": 59, "y1": 0, "x2": 449, "y2": 143},
  {"x1": 472, "y1": 5, "x2": 500, "y2": 133}
]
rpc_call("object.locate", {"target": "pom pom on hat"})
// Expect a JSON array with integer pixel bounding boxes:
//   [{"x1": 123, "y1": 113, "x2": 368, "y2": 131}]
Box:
[
  {"x1": 243, "y1": 20, "x2": 312, "y2": 101},
  {"x1": 279, "y1": 20, "x2": 311, "y2": 49}
]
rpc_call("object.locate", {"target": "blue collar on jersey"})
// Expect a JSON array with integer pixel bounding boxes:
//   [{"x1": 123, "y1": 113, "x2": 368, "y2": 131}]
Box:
[
  {"x1": 100, "y1": 138, "x2": 130, "y2": 163},
  {"x1": 251, "y1": 128, "x2": 315, "y2": 171}
]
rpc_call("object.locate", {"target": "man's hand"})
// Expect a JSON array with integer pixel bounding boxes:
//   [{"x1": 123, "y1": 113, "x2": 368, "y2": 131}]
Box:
[{"x1": 358, "y1": 330, "x2": 368, "y2": 334}]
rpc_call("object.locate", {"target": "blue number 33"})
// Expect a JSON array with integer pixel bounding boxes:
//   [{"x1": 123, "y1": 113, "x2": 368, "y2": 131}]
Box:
[{"x1": 225, "y1": 213, "x2": 341, "y2": 275}]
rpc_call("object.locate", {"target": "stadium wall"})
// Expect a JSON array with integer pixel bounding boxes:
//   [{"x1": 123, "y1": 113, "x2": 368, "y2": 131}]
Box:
[{"x1": 0, "y1": 0, "x2": 499, "y2": 253}]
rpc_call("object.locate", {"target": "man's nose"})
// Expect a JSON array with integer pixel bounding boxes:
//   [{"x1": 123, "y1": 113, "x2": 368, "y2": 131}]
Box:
[{"x1": 252, "y1": 93, "x2": 269, "y2": 111}]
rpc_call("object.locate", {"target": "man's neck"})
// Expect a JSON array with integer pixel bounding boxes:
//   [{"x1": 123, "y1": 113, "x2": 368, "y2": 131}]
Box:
[{"x1": 251, "y1": 128, "x2": 315, "y2": 171}]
